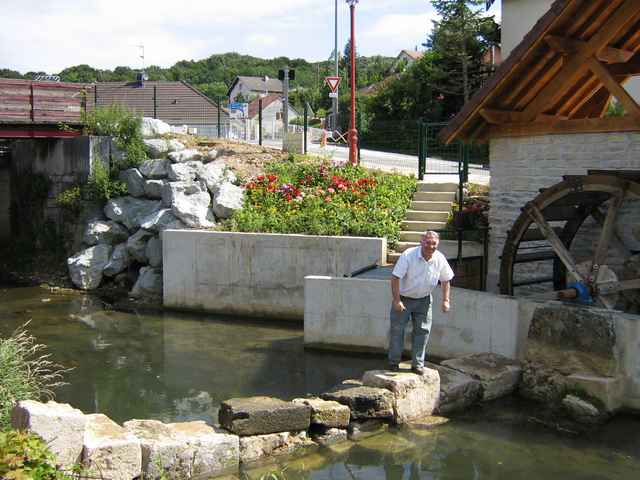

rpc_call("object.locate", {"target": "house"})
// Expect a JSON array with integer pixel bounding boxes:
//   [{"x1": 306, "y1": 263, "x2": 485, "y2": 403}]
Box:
[
  {"x1": 393, "y1": 50, "x2": 424, "y2": 71},
  {"x1": 227, "y1": 76, "x2": 284, "y2": 103},
  {"x1": 238, "y1": 94, "x2": 299, "y2": 141},
  {"x1": 87, "y1": 80, "x2": 229, "y2": 137},
  {"x1": 440, "y1": 0, "x2": 640, "y2": 294}
]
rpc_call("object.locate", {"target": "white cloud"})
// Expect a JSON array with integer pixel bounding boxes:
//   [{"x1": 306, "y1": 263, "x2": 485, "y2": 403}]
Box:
[{"x1": 361, "y1": 13, "x2": 437, "y2": 54}]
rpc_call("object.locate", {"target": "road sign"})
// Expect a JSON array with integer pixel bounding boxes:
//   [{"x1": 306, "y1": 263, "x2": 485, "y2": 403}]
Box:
[
  {"x1": 229, "y1": 102, "x2": 248, "y2": 118},
  {"x1": 329, "y1": 92, "x2": 338, "y2": 98},
  {"x1": 325, "y1": 76, "x2": 341, "y2": 93}
]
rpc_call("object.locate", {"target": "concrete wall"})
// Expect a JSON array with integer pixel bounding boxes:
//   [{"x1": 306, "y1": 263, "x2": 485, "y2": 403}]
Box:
[
  {"x1": 488, "y1": 132, "x2": 640, "y2": 292},
  {"x1": 0, "y1": 160, "x2": 10, "y2": 244},
  {"x1": 304, "y1": 276, "x2": 537, "y2": 360},
  {"x1": 163, "y1": 230, "x2": 387, "y2": 320}
]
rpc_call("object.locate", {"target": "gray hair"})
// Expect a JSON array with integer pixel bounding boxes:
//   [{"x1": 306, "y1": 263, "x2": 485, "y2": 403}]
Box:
[{"x1": 423, "y1": 230, "x2": 440, "y2": 240}]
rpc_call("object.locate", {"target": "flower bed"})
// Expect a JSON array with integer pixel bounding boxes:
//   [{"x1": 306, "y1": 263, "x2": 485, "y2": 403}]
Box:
[{"x1": 222, "y1": 158, "x2": 416, "y2": 248}]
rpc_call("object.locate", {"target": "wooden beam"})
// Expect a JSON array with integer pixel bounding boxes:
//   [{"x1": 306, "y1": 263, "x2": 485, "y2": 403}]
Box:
[
  {"x1": 479, "y1": 109, "x2": 567, "y2": 125},
  {"x1": 521, "y1": 0, "x2": 640, "y2": 122},
  {"x1": 490, "y1": 115, "x2": 640, "y2": 138},
  {"x1": 545, "y1": 35, "x2": 635, "y2": 63},
  {"x1": 587, "y1": 57, "x2": 640, "y2": 116},
  {"x1": 589, "y1": 192, "x2": 625, "y2": 284}
]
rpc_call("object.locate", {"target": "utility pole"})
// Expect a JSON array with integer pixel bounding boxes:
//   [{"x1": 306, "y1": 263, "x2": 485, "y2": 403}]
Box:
[
  {"x1": 346, "y1": 0, "x2": 359, "y2": 165},
  {"x1": 333, "y1": 0, "x2": 339, "y2": 131},
  {"x1": 283, "y1": 66, "x2": 290, "y2": 151}
]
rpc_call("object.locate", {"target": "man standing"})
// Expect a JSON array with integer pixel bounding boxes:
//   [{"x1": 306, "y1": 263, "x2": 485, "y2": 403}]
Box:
[{"x1": 388, "y1": 231, "x2": 454, "y2": 374}]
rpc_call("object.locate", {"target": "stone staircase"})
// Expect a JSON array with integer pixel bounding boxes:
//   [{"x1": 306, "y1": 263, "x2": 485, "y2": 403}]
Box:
[{"x1": 387, "y1": 182, "x2": 483, "y2": 264}]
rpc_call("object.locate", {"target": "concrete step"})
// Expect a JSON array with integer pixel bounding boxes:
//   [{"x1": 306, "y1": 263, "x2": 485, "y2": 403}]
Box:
[
  {"x1": 387, "y1": 252, "x2": 401, "y2": 264},
  {"x1": 400, "y1": 230, "x2": 444, "y2": 242},
  {"x1": 410, "y1": 201, "x2": 452, "y2": 212},
  {"x1": 404, "y1": 210, "x2": 450, "y2": 222},
  {"x1": 401, "y1": 220, "x2": 448, "y2": 231},
  {"x1": 413, "y1": 191, "x2": 456, "y2": 202},
  {"x1": 394, "y1": 240, "x2": 484, "y2": 259},
  {"x1": 417, "y1": 182, "x2": 458, "y2": 193}
]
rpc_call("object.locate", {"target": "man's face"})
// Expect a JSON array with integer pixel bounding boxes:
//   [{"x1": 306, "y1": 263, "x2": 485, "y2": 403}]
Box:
[{"x1": 421, "y1": 234, "x2": 439, "y2": 259}]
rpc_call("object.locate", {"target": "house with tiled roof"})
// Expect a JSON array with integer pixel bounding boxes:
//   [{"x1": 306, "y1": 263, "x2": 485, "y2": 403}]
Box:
[{"x1": 227, "y1": 76, "x2": 284, "y2": 103}]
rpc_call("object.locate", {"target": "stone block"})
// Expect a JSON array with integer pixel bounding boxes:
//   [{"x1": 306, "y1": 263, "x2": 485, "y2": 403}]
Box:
[
  {"x1": 123, "y1": 419, "x2": 182, "y2": 479},
  {"x1": 562, "y1": 395, "x2": 607, "y2": 424},
  {"x1": 292, "y1": 397, "x2": 350, "y2": 428},
  {"x1": 361, "y1": 369, "x2": 440, "y2": 424},
  {"x1": 239, "y1": 431, "x2": 312, "y2": 465},
  {"x1": 441, "y1": 353, "x2": 522, "y2": 401},
  {"x1": 11, "y1": 400, "x2": 87, "y2": 469},
  {"x1": 428, "y1": 363, "x2": 482, "y2": 414},
  {"x1": 347, "y1": 419, "x2": 388, "y2": 441},
  {"x1": 566, "y1": 374, "x2": 624, "y2": 413},
  {"x1": 83, "y1": 414, "x2": 142, "y2": 480},
  {"x1": 219, "y1": 397, "x2": 311, "y2": 436},
  {"x1": 321, "y1": 382, "x2": 394, "y2": 420},
  {"x1": 310, "y1": 427, "x2": 348, "y2": 446}
]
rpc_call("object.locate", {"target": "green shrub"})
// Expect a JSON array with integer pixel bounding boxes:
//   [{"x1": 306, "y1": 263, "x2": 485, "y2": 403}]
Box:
[
  {"x1": 0, "y1": 324, "x2": 68, "y2": 430},
  {"x1": 55, "y1": 186, "x2": 82, "y2": 215},
  {"x1": 222, "y1": 157, "x2": 416, "y2": 248},
  {"x1": 0, "y1": 430, "x2": 78, "y2": 479},
  {"x1": 84, "y1": 159, "x2": 127, "y2": 203}
]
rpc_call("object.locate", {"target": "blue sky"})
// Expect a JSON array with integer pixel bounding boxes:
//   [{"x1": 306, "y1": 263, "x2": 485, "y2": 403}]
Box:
[{"x1": 1, "y1": 0, "x2": 501, "y2": 74}]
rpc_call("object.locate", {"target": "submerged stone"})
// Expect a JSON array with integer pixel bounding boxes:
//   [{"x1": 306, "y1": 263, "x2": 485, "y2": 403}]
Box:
[
  {"x1": 292, "y1": 397, "x2": 350, "y2": 428},
  {"x1": 239, "y1": 431, "x2": 313, "y2": 465},
  {"x1": 427, "y1": 362, "x2": 482, "y2": 414}
]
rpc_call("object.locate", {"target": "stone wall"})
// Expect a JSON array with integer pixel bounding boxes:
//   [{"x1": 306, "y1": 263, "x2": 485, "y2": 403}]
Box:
[{"x1": 488, "y1": 132, "x2": 640, "y2": 292}]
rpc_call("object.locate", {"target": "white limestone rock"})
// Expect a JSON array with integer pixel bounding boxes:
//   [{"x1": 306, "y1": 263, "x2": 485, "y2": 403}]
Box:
[
  {"x1": 104, "y1": 197, "x2": 163, "y2": 230},
  {"x1": 239, "y1": 431, "x2": 312, "y2": 465},
  {"x1": 130, "y1": 266, "x2": 162, "y2": 298},
  {"x1": 206, "y1": 149, "x2": 219, "y2": 162},
  {"x1": 161, "y1": 181, "x2": 204, "y2": 208},
  {"x1": 68, "y1": 244, "x2": 113, "y2": 290},
  {"x1": 83, "y1": 414, "x2": 142, "y2": 480},
  {"x1": 144, "y1": 138, "x2": 169, "y2": 157},
  {"x1": 103, "y1": 243, "x2": 130, "y2": 277},
  {"x1": 362, "y1": 369, "x2": 440, "y2": 424},
  {"x1": 83, "y1": 220, "x2": 129, "y2": 246},
  {"x1": 123, "y1": 420, "x2": 183, "y2": 479},
  {"x1": 139, "y1": 159, "x2": 171, "y2": 179},
  {"x1": 200, "y1": 161, "x2": 237, "y2": 194},
  {"x1": 144, "y1": 179, "x2": 165, "y2": 199},
  {"x1": 12, "y1": 400, "x2": 87, "y2": 469},
  {"x1": 562, "y1": 395, "x2": 606, "y2": 424},
  {"x1": 119, "y1": 168, "x2": 146, "y2": 197},
  {"x1": 168, "y1": 161, "x2": 203, "y2": 182},
  {"x1": 140, "y1": 208, "x2": 187, "y2": 232},
  {"x1": 127, "y1": 229, "x2": 154, "y2": 263},
  {"x1": 212, "y1": 182, "x2": 244, "y2": 219},
  {"x1": 168, "y1": 148, "x2": 202, "y2": 163},
  {"x1": 146, "y1": 236, "x2": 162, "y2": 268},
  {"x1": 172, "y1": 190, "x2": 215, "y2": 228},
  {"x1": 292, "y1": 398, "x2": 350, "y2": 428},
  {"x1": 141, "y1": 117, "x2": 171, "y2": 138},
  {"x1": 167, "y1": 139, "x2": 186, "y2": 152}
]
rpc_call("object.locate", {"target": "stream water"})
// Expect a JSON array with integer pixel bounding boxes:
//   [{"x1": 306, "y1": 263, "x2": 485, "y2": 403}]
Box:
[{"x1": 1, "y1": 286, "x2": 639, "y2": 479}]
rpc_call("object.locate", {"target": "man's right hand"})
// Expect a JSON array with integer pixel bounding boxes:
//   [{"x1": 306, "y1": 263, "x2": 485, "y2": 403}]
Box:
[{"x1": 392, "y1": 300, "x2": 406, "y2": 312}]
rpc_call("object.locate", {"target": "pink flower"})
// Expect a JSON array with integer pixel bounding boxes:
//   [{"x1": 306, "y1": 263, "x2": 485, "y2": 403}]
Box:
[{"x1": 327, "y1": 187, "x2": 335, "y2": 194}]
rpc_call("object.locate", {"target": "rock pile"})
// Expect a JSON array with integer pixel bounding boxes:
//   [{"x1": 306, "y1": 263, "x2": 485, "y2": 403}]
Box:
[{"x1": 66, "y1": 118, "x2": 244, "y2": 299}]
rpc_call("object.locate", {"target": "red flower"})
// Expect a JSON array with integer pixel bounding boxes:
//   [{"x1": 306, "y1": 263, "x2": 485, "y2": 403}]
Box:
[
  {"x1": 257, "y1": 175, "x2": 265, "y2": 182},
  {"x1": 268, "y1": 174, "x2": 277, "y2": 183}
]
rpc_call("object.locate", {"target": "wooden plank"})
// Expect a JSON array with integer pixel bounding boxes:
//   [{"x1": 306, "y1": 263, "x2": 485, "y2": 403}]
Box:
[
  {"x1": 521, "y1": 227, "x2": 563, "y2": 242},
  {"x1": 589, "y1": 192, "x2": 625, "y2": 284},
  {"x1": 490, "y1": 115, "x2": 640, "y2": 137},
  {"x1": 545, "y1": 34, "x2": 635, "y2": 63},
  {"x1": 587, "y1": 57, "x2": 640, "y2": 116}
]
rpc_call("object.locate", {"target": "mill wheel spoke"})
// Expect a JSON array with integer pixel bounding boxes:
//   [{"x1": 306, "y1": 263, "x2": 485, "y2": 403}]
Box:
[
  {"x1": 525, "y1": 203, "x2": 586, "y2": 284},
  {"x1": 596, "y1": 278, "x2": 640, "y2": 295},
  {"x1": 589, "y1": 192, "x2": 626, "y2": 284},
  {"x1": 591, "y1": 207, "x2": 631, "y2": 259}
]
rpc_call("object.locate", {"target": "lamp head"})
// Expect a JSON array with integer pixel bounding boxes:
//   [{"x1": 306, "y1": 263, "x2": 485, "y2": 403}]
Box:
[{"x1": 346, "y1": 0, "x2": 359, "y2": 5}]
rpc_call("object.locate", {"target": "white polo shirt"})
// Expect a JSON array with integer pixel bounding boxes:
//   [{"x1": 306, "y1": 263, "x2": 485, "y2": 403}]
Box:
[{"x1": 392, "y1": 246, "x2": 454, "y2": 299}]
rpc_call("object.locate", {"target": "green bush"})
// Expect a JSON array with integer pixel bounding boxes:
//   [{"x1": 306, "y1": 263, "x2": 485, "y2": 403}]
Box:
[
  {"x1": 84, "y1": 159, "x2": 127, "y2": 203},
  {"x1": 0, "y1": 430, "x2": 78, "y2": 479},
  {"x1": 0, "y1": 324, "x2": 68, "y2": 430},
  {"x1": 222, "y1": 157, "x2": 416, "y2": 248},
  {"x1": 54, "y1": 186, "x2": 82, "y2": 215}
]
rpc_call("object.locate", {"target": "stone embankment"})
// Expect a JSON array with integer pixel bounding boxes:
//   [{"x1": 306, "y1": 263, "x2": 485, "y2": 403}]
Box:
[
  {"x1": 12, "y1": 353, "x2": 524, "y2": 479},
  {"x1": 66, "y1": 118, "x2": 244, "y2": 300}
]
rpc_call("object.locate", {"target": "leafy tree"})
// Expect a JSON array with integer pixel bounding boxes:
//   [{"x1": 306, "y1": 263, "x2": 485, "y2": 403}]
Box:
[{"x1": 0, "y1": 69, "x2": 23, "y2": 79}]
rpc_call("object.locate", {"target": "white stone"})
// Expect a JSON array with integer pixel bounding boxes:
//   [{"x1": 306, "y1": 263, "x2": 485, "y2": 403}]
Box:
[
  {"x1": 239, "y1": 431, "x2": 312, "y2": 465},
  {"x1": 167, "y1": 139, "x2": 186, "y2": 152},
  {"x1": 168, "y1": 161, "x2": 203, "y2": 182},
  {"x1": 200, "y1": 161, "x2": 237, "y2": 194},
  {"x1": 130, "y1": 266, "x2": 162, "y2": 298},
  {"x1": 11, "y1": 400, "x2": 87, "y2": 469},
  {"x1": 83, "y1": 414, "x2": 142, "y2": 480},
  {"x1": 83, "y1": 220, "x2": 128, "y2": 246},
  {"x1": 311, "y1": 428, "x2": 347, "y2": 446},
  {"x1": 103, "y1": 243, "x2": 130, "y2": 277},
  {"x1": 146, "y1": 236, "x2": 162, "y2": 268},
  {"x1": 144, "y1": 138, "x2": 169, "y2": 157},
  {"x1": 139, "y1": 159, "x2": 171, "y2": 179},
  {"x1": 362, "y1": 369, "x2": 440, "y2": 424},
  {"x1": 68, "y1": 244, "x2": 113, "y2": 290},
  {"x1": 206, "y1": 149, "x2": 219, "y2": 161},
  {"x1": 127, "y1": 229, "x2": 154, "y2": 263},
  {"x1": 123, "y1": 420, "x2": 183, "y2": 479},
  {"x1": 172, "y1": 190, "x2": 215, "y2": 228},
  {"x1": 104, "y1": 197, "x2": 163, "y2": 230},
  {"x1": 119, "y1": 168, "x2": 146, "y2": 197},
  {"x1": 141, "y1": 117, "x2": 171, "y2": 138},
  {"x1": 140, "y1": 208, "x2": 186, "y2": 232},
  {"x1": 212, "y1": 182, "x2": 244, "y2": 219},
  {"x1": 562, "y1": 395, "x2": 603, "y2": 423},
  {"x1": 168, "y1": 148, "x2": 202, "y2": 163},
  {"x1": 144, "y1": 179, "x2": 165, "y2": 199},
  {"x1": 161, "y1": 181, "x2": 204, "y2": 208}
]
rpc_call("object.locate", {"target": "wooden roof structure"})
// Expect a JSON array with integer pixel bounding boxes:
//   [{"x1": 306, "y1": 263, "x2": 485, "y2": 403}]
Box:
[{"x1": 440, "y1": 0, "x2": 640, "y2": 144}]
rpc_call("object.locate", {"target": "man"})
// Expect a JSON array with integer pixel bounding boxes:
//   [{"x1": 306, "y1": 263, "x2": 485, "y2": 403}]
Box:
[{"x1": 388, "y1": 230, "x2": 454, "y2": 375}]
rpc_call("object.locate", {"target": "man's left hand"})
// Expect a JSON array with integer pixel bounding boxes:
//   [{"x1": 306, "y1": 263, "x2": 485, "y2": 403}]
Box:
[{"x1": 442, "y1": 300, "x2": 450, "y2": 313}]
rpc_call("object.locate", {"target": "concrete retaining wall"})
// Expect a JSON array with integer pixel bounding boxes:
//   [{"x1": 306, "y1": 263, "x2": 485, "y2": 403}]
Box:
[
  {"x1": 0, "y1": 162, "x2": 9, "y2": 244},
  {"x1": 163, "y1": 231, "x2": 387, "y2": 320},
  {"x1": 304, "y1": 276, "x2": 537, "y2": 360}
]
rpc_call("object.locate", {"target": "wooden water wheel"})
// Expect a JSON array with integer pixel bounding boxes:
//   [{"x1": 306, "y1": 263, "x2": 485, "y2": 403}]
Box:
[{"x1": 499, "y1": 171, "x2": 640, "y2": 311}]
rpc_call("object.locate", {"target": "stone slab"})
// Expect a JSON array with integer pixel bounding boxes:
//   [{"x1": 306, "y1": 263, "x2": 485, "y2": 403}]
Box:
[
  {"x1": 427, "y1": 362, "x2": 482, "y2": 414},
  {"x1": 219, "y1": 397, "x2": 311, "y2": 436},
  {"x1": 83, "y1": 414, "x2": 142, "y2": 480},
  {"x1": 11, "y1": 400, "x2": 87, "y2": 469},
  {"x1": 310, "y1": 427, "x2": 348, "y2": 446},
  {"x1": 441, "y1": 353, "x2": 522, "y2": 401},
  {"x1": 292, "y1": 397, "x2": 350, "y2": 428},
  {"x1": 123, "y1": 419, "x2": 182, "y2": 479},
  {"x1": 566, "y1": 374, "x2": 624, "y2": 413},
  {"x1": 321, "y1": 382, "x2": 394, "y2": 420},
  {"x1": 347, "y1": 419, "x2": 389, "y2": 441},
  {"x1": 239, "y1": 431, "x2": 313, "y2": 465}
]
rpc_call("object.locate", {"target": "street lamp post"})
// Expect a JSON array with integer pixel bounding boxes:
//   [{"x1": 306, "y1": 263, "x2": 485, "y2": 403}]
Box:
[{"x1": 346, "y1": 0, "x2": 359, "y2": 165}]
